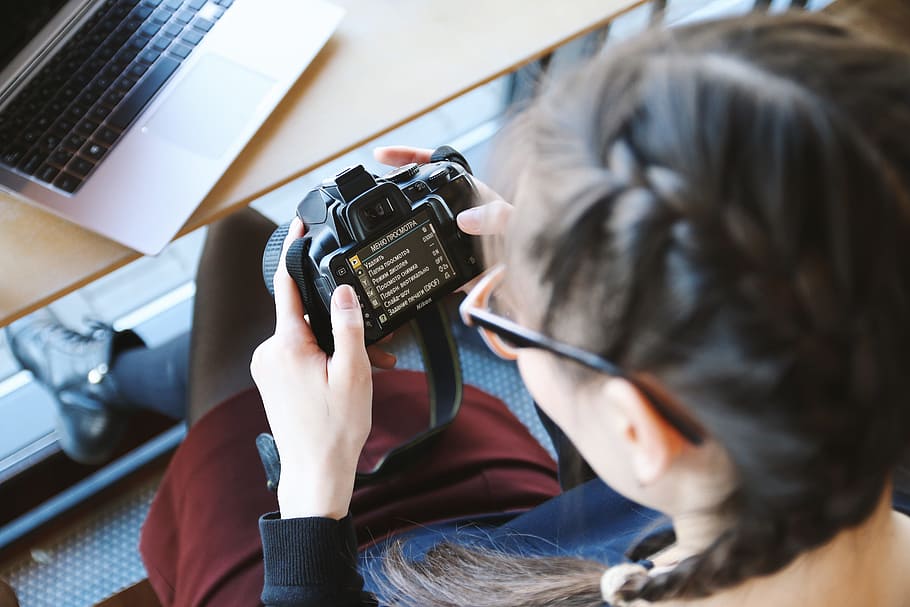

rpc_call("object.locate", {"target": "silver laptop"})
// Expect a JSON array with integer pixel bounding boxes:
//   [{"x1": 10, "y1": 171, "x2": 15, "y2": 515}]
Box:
[{"x1": 0, "y1": 0, "x2": 343, "y2": 255}]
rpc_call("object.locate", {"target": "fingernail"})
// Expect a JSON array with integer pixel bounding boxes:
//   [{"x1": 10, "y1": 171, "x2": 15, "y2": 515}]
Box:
[
  {"x1": 291, "y1": 217, "x2": 303, "y2": 231},
  {"x1": 334, "y1": 285, "x2": 358, "y2": 310},
  {"x1": 458, "y1": 207, "x2": 483, "y2": 231}
]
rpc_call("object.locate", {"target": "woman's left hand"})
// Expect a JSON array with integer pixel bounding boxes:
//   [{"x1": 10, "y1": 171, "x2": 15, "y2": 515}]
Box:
[{"x1": 251, "y1": 218, "x2": 373, "y2": 520}]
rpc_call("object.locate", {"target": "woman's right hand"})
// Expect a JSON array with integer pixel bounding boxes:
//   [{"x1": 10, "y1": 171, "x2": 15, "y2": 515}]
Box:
[{"x1": 373, "y1": 146, "x2": 514, "y2": 289}]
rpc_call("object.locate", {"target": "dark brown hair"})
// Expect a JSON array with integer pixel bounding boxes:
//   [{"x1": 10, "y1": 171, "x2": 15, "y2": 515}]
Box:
[{"x1": 381, "y1": 12, "x2": 910, "y2": 605}]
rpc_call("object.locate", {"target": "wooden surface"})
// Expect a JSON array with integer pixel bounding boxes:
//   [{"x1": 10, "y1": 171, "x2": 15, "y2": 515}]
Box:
[{"x1": 0, "y1": 0, "x2": 645, "y2": 327}]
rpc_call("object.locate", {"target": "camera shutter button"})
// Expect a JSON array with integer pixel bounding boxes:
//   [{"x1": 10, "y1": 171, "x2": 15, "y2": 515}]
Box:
[
  {"x1": 383, "y1": 163, "x2": 419, "y2": 183},
  {"x1": 428, "y1": 167, "x2": 450, "y2": 189}
]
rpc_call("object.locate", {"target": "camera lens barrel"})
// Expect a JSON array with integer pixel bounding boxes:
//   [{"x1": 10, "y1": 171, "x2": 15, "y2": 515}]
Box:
[{"x1": 262, "y1": 220, "x2": 292, "y2": 296}]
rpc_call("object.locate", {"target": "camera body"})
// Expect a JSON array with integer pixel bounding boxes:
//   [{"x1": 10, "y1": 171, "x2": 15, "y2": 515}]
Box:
[{"x1": 262, "y1": 147, "x2": 481, "y2": 351}]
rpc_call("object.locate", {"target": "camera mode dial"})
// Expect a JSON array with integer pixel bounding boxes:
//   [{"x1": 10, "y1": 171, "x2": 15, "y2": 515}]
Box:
[
  {"x1": 382, "y1": 163, "x2": 419, "y2": 183},
  {"x1": 428, "y1": 167, "x2": 452, "y2": 190}
]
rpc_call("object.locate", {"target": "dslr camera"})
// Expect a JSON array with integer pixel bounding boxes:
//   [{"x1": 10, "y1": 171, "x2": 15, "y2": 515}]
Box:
[{"x1": 262, "y1": 146, "x2": 481, "y2": 352}]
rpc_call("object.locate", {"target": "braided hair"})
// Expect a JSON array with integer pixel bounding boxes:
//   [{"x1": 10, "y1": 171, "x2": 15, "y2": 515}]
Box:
[{"x1": 381, "y1": 12, "x2": 910, "y2": 606}]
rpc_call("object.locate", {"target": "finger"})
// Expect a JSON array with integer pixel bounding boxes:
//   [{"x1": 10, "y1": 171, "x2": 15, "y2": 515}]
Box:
[
  {"x1": 273, "y1": 218, "x2": 313, "y2": 337},
  {"x1": 469, "y1": 176, "x2": 502, "y2": 204},
  {"x1": 367, "y1": 345, "x2": 397, "y2": 369},
  {"x1": 373, "y1": 146, "x2": 433, "y2": 167},
  {"x1": 328, "y1": 284, "x2": 370, "y2": 376},
  {"x1": 457, "y1": 199, "x2": 514, "y2": 235}
]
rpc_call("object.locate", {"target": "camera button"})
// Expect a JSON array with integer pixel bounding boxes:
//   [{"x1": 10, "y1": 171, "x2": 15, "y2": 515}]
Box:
[{"x1": 404, "y1": 181, "x2": 429, "y2": 200}]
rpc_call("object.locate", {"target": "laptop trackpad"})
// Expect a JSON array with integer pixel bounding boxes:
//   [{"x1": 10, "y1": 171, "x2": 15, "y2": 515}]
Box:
[{"x1": 144, "y1": 54, "x2": 276, "y2": 159}]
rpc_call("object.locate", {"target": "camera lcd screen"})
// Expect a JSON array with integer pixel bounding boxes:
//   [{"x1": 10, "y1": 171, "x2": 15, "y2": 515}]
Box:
[{"x1": 348, "y1": 209, "x2": 457, "y2": 322}]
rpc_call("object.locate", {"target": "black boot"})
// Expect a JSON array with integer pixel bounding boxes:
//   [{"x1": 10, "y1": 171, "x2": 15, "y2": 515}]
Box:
[{"x1": 5, "y1": 311, "x2": 144, "y2": 465}]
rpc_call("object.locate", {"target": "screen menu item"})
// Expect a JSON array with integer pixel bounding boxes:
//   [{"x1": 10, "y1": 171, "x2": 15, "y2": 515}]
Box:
[{"x1": 348, "y1": 210, "x2": 456, "y2": 323}]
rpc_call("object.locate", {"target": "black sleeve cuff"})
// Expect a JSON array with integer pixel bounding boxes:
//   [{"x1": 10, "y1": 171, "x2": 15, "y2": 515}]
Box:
[{"x1": 259, "y1": 513, "x2": 377, "y2": 607}]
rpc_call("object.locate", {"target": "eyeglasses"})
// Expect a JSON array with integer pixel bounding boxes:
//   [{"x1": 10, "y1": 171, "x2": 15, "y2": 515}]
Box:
[{"x1": 458, "y1": 265, "x2": 706, "y2": 445}]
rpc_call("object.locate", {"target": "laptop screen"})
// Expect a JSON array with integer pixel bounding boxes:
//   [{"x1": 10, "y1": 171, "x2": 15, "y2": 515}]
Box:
[{"x1": 0, "y1": 0, "x2": 71, "y2": 73}]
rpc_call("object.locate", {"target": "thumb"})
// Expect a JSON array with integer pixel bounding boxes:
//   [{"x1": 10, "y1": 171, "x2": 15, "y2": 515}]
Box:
[{"x1": 329, "y1": 285, "x2": 370, "y2": 374}]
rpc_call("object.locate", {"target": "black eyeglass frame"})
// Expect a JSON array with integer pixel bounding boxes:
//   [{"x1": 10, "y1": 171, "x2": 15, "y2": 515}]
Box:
[{"x1": 466, "y1": 308, "x2": 706, "y2": 446}]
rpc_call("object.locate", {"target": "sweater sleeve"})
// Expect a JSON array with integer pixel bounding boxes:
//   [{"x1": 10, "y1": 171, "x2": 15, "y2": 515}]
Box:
[{"x1": 259, "y1": 513, "x2": 379, "y2": 607}]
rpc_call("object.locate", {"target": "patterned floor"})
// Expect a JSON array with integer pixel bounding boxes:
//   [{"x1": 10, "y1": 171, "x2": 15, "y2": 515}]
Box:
[{"x1": 0, "y1": 318, "x2": 548, "y2": 607}]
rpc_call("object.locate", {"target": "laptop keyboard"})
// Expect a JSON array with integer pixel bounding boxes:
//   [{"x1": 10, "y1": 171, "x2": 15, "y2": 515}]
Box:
[{"x1": 0, "y1": 0, "x2": 233, "y2": 194}]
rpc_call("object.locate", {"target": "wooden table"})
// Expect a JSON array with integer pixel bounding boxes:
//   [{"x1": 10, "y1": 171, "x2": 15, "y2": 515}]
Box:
[{"x1": 0, "y1": 0, "x2": 644, "y2": 327}]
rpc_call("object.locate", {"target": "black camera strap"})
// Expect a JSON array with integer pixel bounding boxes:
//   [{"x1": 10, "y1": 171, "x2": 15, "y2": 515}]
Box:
[{"x1": 256, "y1": 300, "x2": 463, "y2": 490}]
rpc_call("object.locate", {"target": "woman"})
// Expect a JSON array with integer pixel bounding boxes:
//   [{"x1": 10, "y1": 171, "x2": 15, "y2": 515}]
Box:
[
  {"x1": 7, "y1": 11, "x2": 910, "y2": 607},
  {"x1": 250, "y1": 11, "x2": 910, "y2": 607}
]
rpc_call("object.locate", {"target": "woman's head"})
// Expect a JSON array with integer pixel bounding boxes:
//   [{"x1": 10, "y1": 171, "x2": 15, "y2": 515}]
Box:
[{"x1": 496, "y1": 11, "x2": 910, "y2": 602}]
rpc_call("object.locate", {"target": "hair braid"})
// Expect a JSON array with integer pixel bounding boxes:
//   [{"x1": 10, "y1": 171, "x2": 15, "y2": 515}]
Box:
[
  {"x1": 547, "y1": 91, "x2": 908, "y2": 602},
  {"x1": 382, "y1": 13, "x2": 910, "y2": 607}
]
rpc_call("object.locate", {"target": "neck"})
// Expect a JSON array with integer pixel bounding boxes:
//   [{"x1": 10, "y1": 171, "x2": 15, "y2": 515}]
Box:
[{"x1": 654, "y1": 487, "x2": 910, "y2": 607}]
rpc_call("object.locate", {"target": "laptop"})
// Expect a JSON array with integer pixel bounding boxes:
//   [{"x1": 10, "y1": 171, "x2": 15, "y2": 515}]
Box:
[{"x1": 0, "y1": 0, "x2": 343, "y2": 255}]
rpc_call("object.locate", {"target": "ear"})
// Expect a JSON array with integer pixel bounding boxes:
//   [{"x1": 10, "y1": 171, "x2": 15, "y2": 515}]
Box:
[{"x1": 603, "y1": 378, "x2": 689, "y2": 485}]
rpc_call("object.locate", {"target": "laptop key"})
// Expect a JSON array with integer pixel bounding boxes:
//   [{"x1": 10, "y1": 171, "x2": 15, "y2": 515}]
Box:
[
  {"x1": 127, "y1": 63, "x2": 150, "y2": 79},
  {"x1": 96, "y1": 127, "x2": 120, "y2": 145},
  {"x1": 63, "y1": 134, "x2": 87, "y2": 151},
  {"x1": 187, "y1": 0, "x2": 205, "y2": 10},
  {"x1": 33, "y1": 115, "x2": 53, "y2": 131},
  {"x1": 181, "y1": 29, "x2": 203, "y2": 46},
  {"x1": 175, "y1": 9, "x2": 194, "y2": 23},
  {"x1": 66, "y1": 104, "x2": 87, "y2": 122},
  {"x1": 89, "y1": 105, "x2": 110, "y2": 122},
  {"x1": 163, "y1": 23, "x2": 183, "y2": 38},
  {"x1": 76, "y1": 90, "x2": 100, "y2": 107},
  {"x1": 49, "y1": 149, "x2": 73, "y2": 167},
  {"x1": 101, "y1": 89, "x2": 127, "y2": 107},
  {"x1": 76, "y1": 120, "x2": 100, "y2": 137},
  {"x1": 141, "y1": 22, "x2": 162, "y2": 38},
  {"x1": 41, "y1": 134, "x2": 63, "y2": 150},
  {"x1": 50, "y1": 120, "x2": 76, "y2": 138},
  {"x1": 139, "y1": 49, "x2": 161, "y2": 64},
  {"x1": 109, "y1": 56, "x2": 179, "y2": 130},
  {"x1": 83, "y1": 142, "x2": 110, "y2": 162},
  {"x1": 19, "y1": 152, "x2": 43, "y2": 175},
  {"x1": 192, "y1": 18, "x2": 214, "y2": 32},
  {"x1": 150, "y1": 36, "x2": 171, "y2": 52},
  {"x1": 150, "y1": 9, "x2": 170, "y2": 24},
  {"x1": 36, "y1": 164, "x2": 60, "y2": 184},
  {"x1": 96, "y1": 44, "x2": 117, "y2": 61},
  {"x1": 169, "y1": 43, "x2": 192, "y2": 60},
  {"x1": 163, "y1": 0, "x2": 182, "y2": 11},
  {"x1": 68, "y1": 157, "x2": 96, "y2": 177},
  {"x1": 1, "y1": 148, "x2": 26, "y2": 167},
  {"x1": 54, "y1": 172, "x2": 82, "y2": 193},
  {"x1": 115, "y1": 76, "x2": 137, "y2": 91}
]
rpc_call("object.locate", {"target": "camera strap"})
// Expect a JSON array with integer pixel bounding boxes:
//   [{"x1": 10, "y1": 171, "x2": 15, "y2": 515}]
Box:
[
  {"x1": 256, "y1": 300, "x2": 464, "y2": 490},
  {"x1": 354, "y1": 300, "x2": 463, "y2": 480}
]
